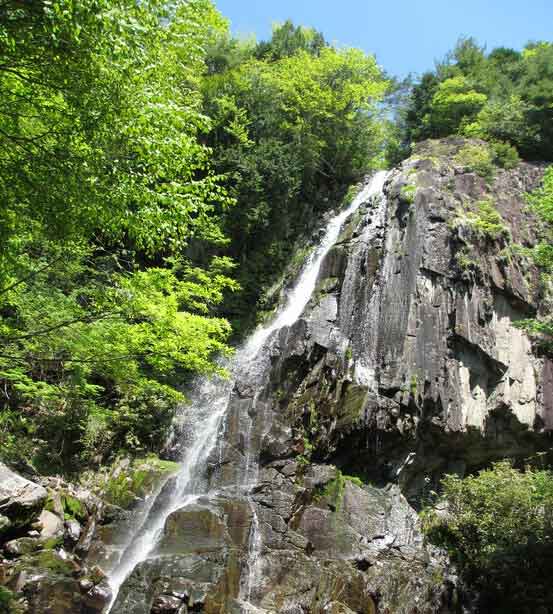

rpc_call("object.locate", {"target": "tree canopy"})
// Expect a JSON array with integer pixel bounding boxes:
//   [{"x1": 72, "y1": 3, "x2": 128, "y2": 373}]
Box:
[
  {"x1": 391, "y1": 38, "x2": 553, "y2": 163},
  {"x1": 0, "y1": 0, "x2": 238, "y2": 470},
  {"x1": 202, "y1": 23, "x2": 388, "y2": 328}
]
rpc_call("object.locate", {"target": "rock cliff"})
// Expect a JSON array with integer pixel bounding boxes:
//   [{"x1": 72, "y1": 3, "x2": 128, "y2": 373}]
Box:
[
  {"x1": 2, "y1": 138, "x2": 551, "y2": 613},
  {"x1": 271, "y1": 137, "x2": 551, "y2": 501},
  {"x1": 110, "y1": 139, "x2": 551, "y2": 614}
]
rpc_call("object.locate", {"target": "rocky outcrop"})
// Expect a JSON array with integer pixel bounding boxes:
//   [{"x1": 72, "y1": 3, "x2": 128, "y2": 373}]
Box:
[
  {"x1": 112, "y1": 460, "x2": 456, "y2": 614},
  {"x1": 0, "y1": 470, "x2": 112, "y2": 614},
  {"x1": 0, "y1": 463, "x2": 47, "y2": 533},
  {"x1": 0, "y1": 456, "x2": 178, "y2": 613},
  {"x1": 134, "y1": 137, "x2": 547, "y2": 613},
  {"x1": 266, "y1": 138, "x2": 551, "y2": 501},
  {"x1": 115, "y1": 139, "x2": 553, "y2": 612}
]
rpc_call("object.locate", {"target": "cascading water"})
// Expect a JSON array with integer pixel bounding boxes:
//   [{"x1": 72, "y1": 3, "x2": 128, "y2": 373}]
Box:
[
  {"x1": 106, "y1": 374, "x2": 234, "y2": 609},
  {"x1": 106, "y1": 171, "x2": 388, "y2": 611},
  {"x1": 242, "y1": 171, "x2": 386, "y2": 361}
]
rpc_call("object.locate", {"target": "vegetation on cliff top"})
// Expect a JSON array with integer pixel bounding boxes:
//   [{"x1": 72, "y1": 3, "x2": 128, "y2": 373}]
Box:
[{"x1": 389, "y1": 38, "x2": 553, "y2": 164}]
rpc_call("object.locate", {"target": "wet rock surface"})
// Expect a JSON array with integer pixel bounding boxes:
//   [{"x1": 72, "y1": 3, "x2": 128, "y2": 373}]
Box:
[
  {"x1": 264, "y1": 138, "x2": 551, "y2": 501},
  {"x1": 160, "y1": 139, "x2": 546, "y2": 613},
  {"x1": 0, "y1": 457, "x2": 177, "y2": 613}
]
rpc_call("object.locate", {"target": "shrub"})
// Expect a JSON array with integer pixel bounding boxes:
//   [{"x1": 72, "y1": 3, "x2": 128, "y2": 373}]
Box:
[
  {"x1": 421, "y1": 461, "x2": 553, "y2": 613},
  {"x1": 0, "y1": 587, "x2": 14, "y2": 609},
  {"x1": 455, "y1": 247, "x2": 478, "y2": 271},
  {"x1": 102, "y1": 456, "x2": 179, "y2": 509},
  {"x1": 454, "y1": 143, "x2": 494, "y2": 179},
  {"x1": 491, "y1": 140, "x2": 520, "y2": 169},
  {"x1": 400, "y1": 184, "x2": 417, "y2": 205},
  {"x1": 425, "y1": 76, "x2": 488, "y2": 135},
  {"x1": 109, "y1": 381, "x2": 182, "y2": 454},
  {"x1": 466, "y1": 199, "x2": 510, "y2": 240}
]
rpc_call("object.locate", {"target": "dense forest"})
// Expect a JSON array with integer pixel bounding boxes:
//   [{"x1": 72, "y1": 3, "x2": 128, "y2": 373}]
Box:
[{"x1": 2, "y1": 1, "x2": 553, "y2": 613}]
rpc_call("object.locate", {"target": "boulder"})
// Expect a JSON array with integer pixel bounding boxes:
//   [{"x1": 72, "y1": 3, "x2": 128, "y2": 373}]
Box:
[
  {"x1": 151, "y1": 593, "x2": 185, "y2": 613},
  {"x1": 38, "y1": 510, "x2": 64, "y2": 540},
  {"x1": 64, "y1": 519, "x2": 82, "y2": 545},
  {"x1": 83, "y1": 579, "x2": 112, "y2": 612},
  {"x1": 0, "y1": 463, "x2": 47, "y2": 528},
  {"x1": 4, "y1": 537, "x2": 40, "y2": 557}
]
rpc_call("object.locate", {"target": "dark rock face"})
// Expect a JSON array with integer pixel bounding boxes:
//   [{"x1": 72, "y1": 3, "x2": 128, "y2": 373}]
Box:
[
  {"x1": 185, "y1": 139, "x2": 547, "y2": 612},
  {"x1": 263, "y1": 138, "x2": 550, "y2": 501}
]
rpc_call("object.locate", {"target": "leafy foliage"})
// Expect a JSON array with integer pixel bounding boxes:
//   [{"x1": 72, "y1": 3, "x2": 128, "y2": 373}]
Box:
[
  {"x1": 422, "y1": 461, "x2": 553, "y2": 613},
  {"x1": 454, "y1": 142, "x2": 495, "y2": 179},
  {"x1": 424, "y1": 76, "x2": 488, "y2": 136},
  {"x1": 254, "y1": 20, "x2": 326, "y2": 60},
  {"x1": 202, "y1": 25, "x2": 388, "y2": 329},
  {"x1": 395, "y1": 37, "x2": 553, "y2": 161},
  {"x1": 0, "y1": 3, "x2": 387, "y2": 469},
  {"x1": 0, "y1": 0, "x2": 238, "y2": 471},
  {"x1": 515, "y1": 166, "x2": 553, "y2": 352},
  {"x1": 490, "y1": 140, "x2": 520, "y2": 169},
  {"x1": 466, "y1": 200, "x2": 510, "y2": 240}
]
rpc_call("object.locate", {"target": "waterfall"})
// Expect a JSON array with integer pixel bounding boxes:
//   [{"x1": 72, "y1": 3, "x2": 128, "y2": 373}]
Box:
[{"x1": 106, "y1": 171, "x2": 388, "y2": 611}]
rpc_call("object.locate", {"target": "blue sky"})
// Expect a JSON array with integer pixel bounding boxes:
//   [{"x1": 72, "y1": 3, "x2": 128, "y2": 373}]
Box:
[{"x1": 215, "y1": 0, "x2": 553, "y2": 77}]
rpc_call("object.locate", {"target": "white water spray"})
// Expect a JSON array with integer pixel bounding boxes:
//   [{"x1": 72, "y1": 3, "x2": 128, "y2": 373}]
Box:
[
  {"x1": 243, "y1": 171, "x2": 387, "y2": 360},
  {"x1": 106, "y1": 171, "x2": 387, "y2": 610}
]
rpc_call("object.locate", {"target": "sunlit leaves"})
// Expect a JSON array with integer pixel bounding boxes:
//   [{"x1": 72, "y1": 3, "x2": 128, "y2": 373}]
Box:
[{"x1": 0, "y1": 0, "x2": 238, "y2": 469}]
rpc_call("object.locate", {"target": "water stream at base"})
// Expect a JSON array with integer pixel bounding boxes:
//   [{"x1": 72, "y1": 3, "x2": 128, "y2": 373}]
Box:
[{"x1": 106, "y1": 171, "x2": 388, "y2": 611}]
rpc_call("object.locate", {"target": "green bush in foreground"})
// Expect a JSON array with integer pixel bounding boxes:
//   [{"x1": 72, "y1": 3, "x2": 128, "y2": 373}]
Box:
[{"x1": 422, "y1": 461, "x2": 553, "y2": 613}]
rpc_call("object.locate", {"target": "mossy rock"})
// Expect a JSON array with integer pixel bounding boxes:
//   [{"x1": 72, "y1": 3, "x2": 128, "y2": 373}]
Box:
[
  {"x1": 41, "y1": 535, "x2": 64, "y2": 550},
  {"x1": 399, "y1": 184, "x2": 417, "y2": 205},
  {"x1": 103, "y1": 456, "x2": 179, "y2": 509},
  {"x1": 0, "y1": 515, "x2": 11, "y2": 538},
  {"x1": 338, "y1": 385, "x2": 368, "y2": 428},
  {"x1": 15, "y1": 550, "x2": 74, "y2": 577},
  {"x1": 343, "y1": 475, "x2": 364, "y2": 488},
  {"x1": 5, "y1": 537, "x2": 41, "y2": 557},
  {"x1": 45, "y1": 493, "x2": 87, "y2": 522},
  {"x1": 314, "y1": 472, "x2": 347, "y2": 512},
  {"x1": 315, "y1": 276, "x2": 339, "y2": 295},
  {"x1": 61, "y1": 494, "x2": 87, "y2": 521}
]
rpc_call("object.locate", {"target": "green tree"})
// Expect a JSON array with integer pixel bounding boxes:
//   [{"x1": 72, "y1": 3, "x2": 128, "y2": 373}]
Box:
[
  {"x1": 0, "y1": 0, "x2": 238, "y2": 471},
  {"x1": 202, "y1": 38, "x2": 388, "y2": 328},
  {"x1": 255, "y1": 20, "x2": 326, "y2": 60},
  {"x1": 422, "y1": 461, "x2": 553, "y2": 613},
  {"x1": 398, "y1": 37, "x2": 553, "y2": 162},
  {"x1": 423, "y1": 76, "x2": 487, "y2": 136}
]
